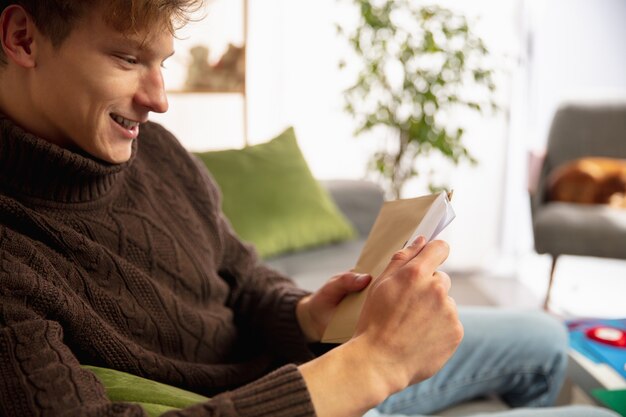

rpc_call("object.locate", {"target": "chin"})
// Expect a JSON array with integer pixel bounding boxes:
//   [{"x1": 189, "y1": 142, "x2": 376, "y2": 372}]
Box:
[
  {"x1": 106, "y1": 149, "x2": 133, "y2": 164},
  {"x1": 96, "y1": 144, "x2": 133, "y2": 164}
]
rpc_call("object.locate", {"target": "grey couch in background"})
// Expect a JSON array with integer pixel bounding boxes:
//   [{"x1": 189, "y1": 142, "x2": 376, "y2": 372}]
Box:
[{"x1": 266, "y1": 179, "x2": 384, "y2": 291}]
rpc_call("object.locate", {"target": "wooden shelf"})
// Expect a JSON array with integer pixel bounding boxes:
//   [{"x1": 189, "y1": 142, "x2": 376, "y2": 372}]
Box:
[{"x1": 167, "y1": 88, "x2": 245, "y2": 95}]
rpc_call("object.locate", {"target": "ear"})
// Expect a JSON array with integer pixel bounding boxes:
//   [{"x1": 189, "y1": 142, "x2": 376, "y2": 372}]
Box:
[{"x1": 0, "y1": 5, "x2": 38, "y2": 68}]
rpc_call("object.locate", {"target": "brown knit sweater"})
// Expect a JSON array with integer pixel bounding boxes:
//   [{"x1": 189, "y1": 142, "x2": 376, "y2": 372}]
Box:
[{"x1": 0, "y1": 115, "x2": 316, "y2": 417}]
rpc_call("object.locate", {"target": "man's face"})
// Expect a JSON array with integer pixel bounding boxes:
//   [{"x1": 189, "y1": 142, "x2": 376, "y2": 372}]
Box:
[{"x1": 30, "y1": 8, "x2": 173, "y2": 163}]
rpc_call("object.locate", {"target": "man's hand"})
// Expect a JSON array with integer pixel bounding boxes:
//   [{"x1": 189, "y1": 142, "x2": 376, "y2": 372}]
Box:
[
  {"x1": 298, "y1": 237, "x2": 463, "y2": 417},
  {"x1": 352, "y1": 236, "x2": 463, "y2": 393},
  {"x1": 296, "y1": 271, "x2": 372, "y2": 342}
]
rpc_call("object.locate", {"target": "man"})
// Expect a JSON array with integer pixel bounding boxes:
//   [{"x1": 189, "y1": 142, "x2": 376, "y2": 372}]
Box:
[{"x1": 0, "y1": 1, "x2": 619, "y2": 416}]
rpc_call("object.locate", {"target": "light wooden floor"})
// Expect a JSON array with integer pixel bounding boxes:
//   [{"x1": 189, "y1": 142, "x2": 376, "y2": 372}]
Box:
[{"x1": 448, "y1": 271, "x2": 542, "y2": 309}]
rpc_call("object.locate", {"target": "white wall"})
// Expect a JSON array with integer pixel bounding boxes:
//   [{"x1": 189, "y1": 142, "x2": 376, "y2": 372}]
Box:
[
  {"x1": 500, "y1": 0, "x2": 626, "y2": 263},
  {"x1": 526, "y1": 0, "x2": 626, "y2": 150}
]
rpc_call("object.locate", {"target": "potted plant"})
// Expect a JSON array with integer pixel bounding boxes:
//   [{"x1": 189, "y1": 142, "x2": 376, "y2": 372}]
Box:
[{"x1": 338, "y1": 0, "x2": 498, "y2": 198}]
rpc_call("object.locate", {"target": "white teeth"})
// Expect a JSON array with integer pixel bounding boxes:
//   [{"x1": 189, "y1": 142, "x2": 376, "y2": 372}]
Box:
[{"x1": 111, "y1": 114, "x2": 140, "y2": 129}]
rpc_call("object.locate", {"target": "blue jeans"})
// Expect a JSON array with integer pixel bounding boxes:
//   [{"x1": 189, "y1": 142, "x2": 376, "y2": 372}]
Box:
[{"x1": 365, "y1": 307, "x2": 620, "y2": 417}]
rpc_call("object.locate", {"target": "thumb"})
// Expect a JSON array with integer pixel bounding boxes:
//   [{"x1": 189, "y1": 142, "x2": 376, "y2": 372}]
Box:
[{"x1": 318, "y1": 272, "x2": 372, "y2": 304}]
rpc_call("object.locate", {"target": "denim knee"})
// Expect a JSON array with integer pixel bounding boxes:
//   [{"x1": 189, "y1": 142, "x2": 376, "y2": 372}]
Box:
[
  {"x1": 520, "y1": 311, "x2": 568, "y2": 358},
  {"x1": 504, "y1": 311, "x2": 569, "y2": 406}
]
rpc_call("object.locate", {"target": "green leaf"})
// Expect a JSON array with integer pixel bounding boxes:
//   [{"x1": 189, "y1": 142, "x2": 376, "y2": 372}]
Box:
[
  {"x1": 341, "y1": 1, "x2": 497, "y2": 195},
  {"x1": 467, "y1": 102, "x2": 482, "y2": 112}
]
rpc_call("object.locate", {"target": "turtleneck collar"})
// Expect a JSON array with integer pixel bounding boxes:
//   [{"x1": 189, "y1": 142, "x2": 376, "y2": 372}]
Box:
[{"x1": 0, "y1": 113, "x2": 136, "y2": 204}]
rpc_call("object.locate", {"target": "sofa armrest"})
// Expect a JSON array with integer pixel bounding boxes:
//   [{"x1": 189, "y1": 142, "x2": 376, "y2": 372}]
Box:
[{"x1": 320, "y1": 180, "x2": 384, "y2": 238}]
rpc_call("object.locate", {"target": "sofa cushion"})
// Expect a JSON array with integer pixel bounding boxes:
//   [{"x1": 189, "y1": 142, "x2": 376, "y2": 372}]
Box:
[
  {"x1": 533, "y1": 202, "x2": 626, "y2": 258},
  {"x1": 84, "y1": 365, "x2": 208, "y2": 417},
  {"x1": 195, "y1": 128, "x2": 356, "y2": 258},
  {"x1": 266, "y1": 238, "x2": 366, "y2": 291}
]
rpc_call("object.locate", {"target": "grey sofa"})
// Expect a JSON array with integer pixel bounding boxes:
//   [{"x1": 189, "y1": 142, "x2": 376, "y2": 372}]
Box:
[
  {"x1": 266, "y1": 179, "x2": 384, "y2": 291},
  {"x1": 530, "y1": 102, "x2": 626, "y2": 308}
]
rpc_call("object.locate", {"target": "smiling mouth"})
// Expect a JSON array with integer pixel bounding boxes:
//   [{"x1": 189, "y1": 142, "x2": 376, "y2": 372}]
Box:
[{"x1": 110, "y1": 113, "x2": 141, "y2": 130}]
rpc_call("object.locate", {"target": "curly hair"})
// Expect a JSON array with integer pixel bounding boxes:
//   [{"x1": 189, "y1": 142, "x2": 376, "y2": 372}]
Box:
[{"x1": 0, "y1": 0, "x2": 204, "y2": 64}]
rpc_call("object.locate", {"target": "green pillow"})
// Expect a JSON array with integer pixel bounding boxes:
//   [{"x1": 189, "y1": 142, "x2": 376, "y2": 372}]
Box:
[
  {"x1": 83, "y1": 365, "x2": 208, "y2": 417},
  {"x1": 194, "y1": 128, "x2": 356, "y2": 258}
]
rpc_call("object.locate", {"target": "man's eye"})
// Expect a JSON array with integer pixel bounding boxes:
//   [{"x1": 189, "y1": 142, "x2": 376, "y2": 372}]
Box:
[{"x1": 117, "y1": 55, "x2": 138, "y2": 65}]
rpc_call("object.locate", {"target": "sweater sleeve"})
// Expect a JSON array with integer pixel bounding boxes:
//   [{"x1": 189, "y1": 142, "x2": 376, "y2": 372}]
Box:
[
  {"x1": 0, "y1": 311, "x2": 315, "y2": 417},
  {"x1": 188, "y1": 155, "x2": 316, "y2": 364},
  {"x1": 0, "y1": 252, "x2": 317, "y2": 417},
  {"x1": 164, "y1": 365, "x2": 315, "y2": 417}
]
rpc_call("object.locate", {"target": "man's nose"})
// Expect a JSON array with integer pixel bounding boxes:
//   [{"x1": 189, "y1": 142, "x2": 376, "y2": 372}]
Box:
[{"x1": 136, "y1": 67, "x2": 169, "y2": 114}]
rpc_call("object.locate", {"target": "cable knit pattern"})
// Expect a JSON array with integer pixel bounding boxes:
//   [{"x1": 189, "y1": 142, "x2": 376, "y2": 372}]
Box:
[{"x1": 0, "y1": 115, "x2": 316, "y2": 417}]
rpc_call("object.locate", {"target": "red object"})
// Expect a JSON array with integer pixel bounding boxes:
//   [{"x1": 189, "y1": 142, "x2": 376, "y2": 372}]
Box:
[{"x1": 586, "y1": 326, "x2": 626, "y2": 348}]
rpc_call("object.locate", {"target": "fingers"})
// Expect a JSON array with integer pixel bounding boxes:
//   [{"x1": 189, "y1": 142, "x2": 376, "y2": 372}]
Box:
[
  {"x1": 379, "y1": 238, "x2": 449, "y2": 286},
  {"x1": 434, "y1": 271, "x2": 458, "y2": 312},
  {"x1": 319, "y1": 272, "x2": 372, "y2": 303},
  {"x1": 391, "y1": 236, "x2": 427, "y2": 263},
  {"x1": 378, "y1": 236, "x2": 428, "y2": 279},
  {"x1": 406, "y1": 239, "x2": 450, "y2": 275},
  {"x1": 434, "y1": 270, "x2": 451, "y2": 293},
  {"x1": 347, "y1": 272, "x2": 372, "y2": 290}
]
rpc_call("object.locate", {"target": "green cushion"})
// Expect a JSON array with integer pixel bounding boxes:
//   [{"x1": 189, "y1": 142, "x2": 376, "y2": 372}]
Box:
[
  {"x1": 83, "y1": 365, "x2": 208, "y2": 417},
  {"x1": 194, "y1": 127, "x2": 356, "y2": 258}
]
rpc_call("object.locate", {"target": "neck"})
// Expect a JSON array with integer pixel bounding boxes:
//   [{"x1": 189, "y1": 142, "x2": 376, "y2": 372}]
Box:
[
  {"x1": 0, "y1": 66, "x2": 68, "y2": 149},
  {"x1": 0, "y1": 114, "x2": 134, "y2": 204}
]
